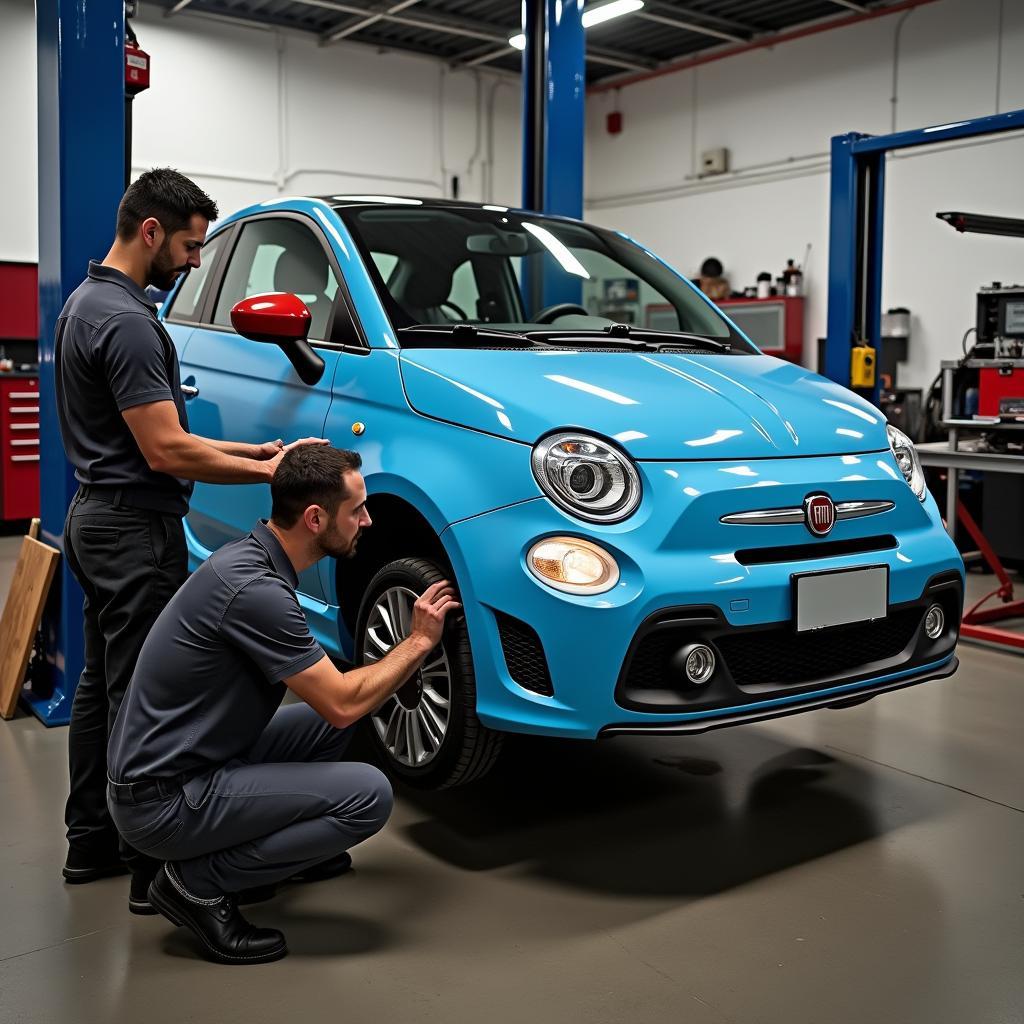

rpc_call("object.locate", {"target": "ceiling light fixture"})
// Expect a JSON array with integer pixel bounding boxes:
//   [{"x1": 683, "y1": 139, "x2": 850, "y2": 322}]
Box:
[
  {"x1": 508, "y1": 0, "x2": 644, "y2": 49},
  {"x1": 582, "y1": 0, "x2": 644, "y2": 29}
]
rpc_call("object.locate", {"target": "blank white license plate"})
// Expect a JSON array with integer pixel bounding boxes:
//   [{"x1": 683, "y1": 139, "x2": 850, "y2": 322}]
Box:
[{"x1": 794, "y1": 566, "x2": 888, "y2": 633}]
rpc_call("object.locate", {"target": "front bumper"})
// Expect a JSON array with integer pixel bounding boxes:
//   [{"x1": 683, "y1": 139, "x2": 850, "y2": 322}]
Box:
[
  {"x1": 600, "y1": 655, "x2": 960, "y2": 736},
  {"x1": 441, "y1": 451, "x2": 964, "y2": 739}
]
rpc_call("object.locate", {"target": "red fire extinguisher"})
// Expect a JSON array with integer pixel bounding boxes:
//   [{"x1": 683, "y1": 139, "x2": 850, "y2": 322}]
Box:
[
  {"x1": 124, "y1": 22, "x2": 150, "y2": 188},
  {"x1": 125, "y1": 37, "x2": 150, "y2": 95}
]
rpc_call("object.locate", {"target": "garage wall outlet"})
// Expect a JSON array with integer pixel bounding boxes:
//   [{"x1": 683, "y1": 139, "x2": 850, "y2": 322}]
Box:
[{"x1": 700, "y1": 147, "x2": 730, "y2": 176}]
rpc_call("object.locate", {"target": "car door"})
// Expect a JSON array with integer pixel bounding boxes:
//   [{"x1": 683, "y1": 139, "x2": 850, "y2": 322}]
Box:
[{"x1": 179, "y1": 213, "x2": 350, "y2": 602}]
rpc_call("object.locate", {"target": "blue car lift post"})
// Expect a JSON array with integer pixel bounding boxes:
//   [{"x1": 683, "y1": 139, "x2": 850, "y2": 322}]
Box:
[
  {"x1": 825, "y1": 107, "x2": 1024, "y2": 653},
  {"x1": 29, "y1": 1, "x2": 126, "y2": 724},
  {"x1": 521, "y1": 0, "x2": 585, "y2": 312},
  {"x1": 824, "y1": 107, "x2": 1024, "y2": 405}
]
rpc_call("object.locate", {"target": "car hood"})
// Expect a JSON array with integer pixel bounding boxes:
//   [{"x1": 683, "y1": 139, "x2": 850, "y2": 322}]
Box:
[{"x1": 398, "y1": 349, "x2": 889, "y2": 459}]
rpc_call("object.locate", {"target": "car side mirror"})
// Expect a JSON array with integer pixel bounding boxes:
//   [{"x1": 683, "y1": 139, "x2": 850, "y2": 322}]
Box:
[{"x1": 230, "y1": 293, "x2": 325, "y2": 386}]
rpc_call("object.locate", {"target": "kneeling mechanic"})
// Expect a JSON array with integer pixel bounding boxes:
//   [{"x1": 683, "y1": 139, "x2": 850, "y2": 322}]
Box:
[{"x1": 107, "y1": 445, "x2": 460, "y2": 964}]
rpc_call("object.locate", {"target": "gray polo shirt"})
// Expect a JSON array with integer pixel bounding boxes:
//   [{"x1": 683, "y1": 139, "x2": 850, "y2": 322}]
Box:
[
  {"x1": 55, "y1": 261, "x2": 192, "y2": 515},
  {"x1": 108, "y1": 521, "x2": 327, "y2": 783}
]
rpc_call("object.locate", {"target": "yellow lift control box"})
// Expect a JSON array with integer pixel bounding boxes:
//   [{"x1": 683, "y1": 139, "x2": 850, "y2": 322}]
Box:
[{"x1": 851, "y1": 345, "x2": 876, "y2": 388}]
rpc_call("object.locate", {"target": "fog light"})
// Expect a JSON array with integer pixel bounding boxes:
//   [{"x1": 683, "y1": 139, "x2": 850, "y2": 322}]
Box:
[
  {"x1": 924, "y1": 603, "x2": 945, "y2": 640},
  {"x1": 527, "y1": 537, "x2": 619, "y2": 595},
  {"x1": 673, "y1": 643, "x2": 716, "y2": 686}
]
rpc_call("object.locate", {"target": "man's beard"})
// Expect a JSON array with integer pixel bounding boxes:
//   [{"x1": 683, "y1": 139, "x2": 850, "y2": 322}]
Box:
[
  {"x1": 317, "y1": 525, "x2": 361, "y2": 560},
  {"x1": 148, "y1": 239, "x2": 189, "y2": 291}
]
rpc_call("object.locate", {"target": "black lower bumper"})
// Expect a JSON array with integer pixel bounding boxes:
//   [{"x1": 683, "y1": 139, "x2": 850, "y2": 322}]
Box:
[{"x1": 599, "y1": 655, "x2": 959, "y2": 737}]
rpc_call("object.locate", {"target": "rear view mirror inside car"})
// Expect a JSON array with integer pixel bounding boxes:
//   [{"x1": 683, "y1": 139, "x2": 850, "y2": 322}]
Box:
[{"x1": 466, "y1": 231, "x2": 530, "y2": 256}]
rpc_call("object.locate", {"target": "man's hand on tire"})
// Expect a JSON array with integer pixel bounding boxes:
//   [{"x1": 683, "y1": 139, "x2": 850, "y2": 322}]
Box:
[{"x1": 409, "y1": 581, "x2": 461, "y2": 653}]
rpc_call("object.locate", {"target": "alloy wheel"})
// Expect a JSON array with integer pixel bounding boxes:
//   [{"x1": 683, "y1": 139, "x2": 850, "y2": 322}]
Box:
[{"x1": 363, "y1": 585, "x2": 452, "y2": 767}]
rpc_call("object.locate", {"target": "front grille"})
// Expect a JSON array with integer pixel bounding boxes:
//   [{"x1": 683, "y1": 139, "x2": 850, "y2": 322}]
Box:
[
  {"x1": 714, "y1": 608, "x2": 923, "y2": 687},
  {"x1": 495, "y1": 611, "x2": 553, "y2": 696},
  {"x1": 735, "y1": 535, "x2": 897, "y2": 566}
]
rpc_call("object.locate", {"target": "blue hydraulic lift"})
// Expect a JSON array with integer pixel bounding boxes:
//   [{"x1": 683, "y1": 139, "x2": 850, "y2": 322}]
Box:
[
  {"x1": 30, "y1": 1, "x2": 125, "y2": 724},
  {"x1": 825, "y1": 107, "x2": 1024, "y2": 405},
  {"x1": 521, "y1": 0, "x2": 585, "y2": 312}
]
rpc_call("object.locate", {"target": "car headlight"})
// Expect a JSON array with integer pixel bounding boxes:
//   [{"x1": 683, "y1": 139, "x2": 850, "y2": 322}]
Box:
[
  {"x1": 528, "y1": 537, "x2": 620, "y2": 594},
  {"x1": 887, "y1": 423, "x2": 926, "y2": 500},
  {"x1": 531, "y1": 432, "x2": 642, "y2": 522}
]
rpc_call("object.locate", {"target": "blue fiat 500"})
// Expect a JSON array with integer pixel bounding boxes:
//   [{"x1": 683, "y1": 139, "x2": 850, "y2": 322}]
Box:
[{"x1": 161, "y1": 196, "x2": 963, "y2": 787}]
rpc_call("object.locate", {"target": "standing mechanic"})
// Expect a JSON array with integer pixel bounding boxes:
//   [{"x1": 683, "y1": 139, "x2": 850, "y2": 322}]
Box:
[
  {"x1": 107, "y1": 446, "x2": 460, "y2": 964},
  {"x1": 56, "y1": 168, "x2": 323, "y2": 911}
]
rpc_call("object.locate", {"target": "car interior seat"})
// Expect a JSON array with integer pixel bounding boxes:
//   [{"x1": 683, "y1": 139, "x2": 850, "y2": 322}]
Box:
[
  {"x1": 396, "y1": 263, "x2": 456, "y2": 324},
  {"x1": 273, "y1": 240, "x2": 332, "y2": 340}
]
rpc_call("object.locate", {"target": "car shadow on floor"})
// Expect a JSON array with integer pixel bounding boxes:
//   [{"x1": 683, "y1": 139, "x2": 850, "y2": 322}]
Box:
[{"x1": 395, "y1": 727, "x2": 941, "y2": 899}]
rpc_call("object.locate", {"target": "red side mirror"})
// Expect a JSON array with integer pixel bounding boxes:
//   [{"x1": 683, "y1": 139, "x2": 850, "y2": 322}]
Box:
[{"x1": 230, "y1": 293, "x2": 312, "y2": 343}]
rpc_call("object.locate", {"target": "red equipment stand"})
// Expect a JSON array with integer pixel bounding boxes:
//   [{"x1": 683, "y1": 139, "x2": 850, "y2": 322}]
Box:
[{"x1": 955, "y1": 499, "x2": 1024, "y2": 651}]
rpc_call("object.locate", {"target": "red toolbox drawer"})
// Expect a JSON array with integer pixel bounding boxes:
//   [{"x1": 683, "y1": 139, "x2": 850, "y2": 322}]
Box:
[{"x1": 1, "y1": 377, "x2": 40, "y2": 520}]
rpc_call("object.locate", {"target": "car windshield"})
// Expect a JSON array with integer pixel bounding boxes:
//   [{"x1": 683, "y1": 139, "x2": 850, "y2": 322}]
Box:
[{"x1": 337, "y1": 204, "x2": 754, "y2": 353}]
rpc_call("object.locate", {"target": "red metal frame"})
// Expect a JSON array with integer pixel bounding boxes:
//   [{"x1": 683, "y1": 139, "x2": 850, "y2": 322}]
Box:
[{"x1": 955, "y1": 499, "x2": 1024, "y2": 651}]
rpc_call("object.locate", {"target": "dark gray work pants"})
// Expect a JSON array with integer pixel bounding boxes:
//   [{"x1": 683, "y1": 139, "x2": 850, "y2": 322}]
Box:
[
  {"x1": 64, "y1": 488, "x2": 187, "y2": 872},
  {"x1": 107, "y1": 703, "x2": 393, "y2": 897}
]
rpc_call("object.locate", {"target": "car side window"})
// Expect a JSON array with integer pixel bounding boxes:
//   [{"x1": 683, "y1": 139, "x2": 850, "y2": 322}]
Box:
[
  {"x1": 213, "y1": 219, "x2": 340, "y2": 342},
  {"x1": 164, "y1": 233, "x2": 224, "y2": 322}
]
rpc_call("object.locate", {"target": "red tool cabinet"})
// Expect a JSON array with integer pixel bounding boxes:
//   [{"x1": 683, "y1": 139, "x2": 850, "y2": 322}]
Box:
[{"x1": 1, "y1": 377, "x2": 40, "y2": 521}]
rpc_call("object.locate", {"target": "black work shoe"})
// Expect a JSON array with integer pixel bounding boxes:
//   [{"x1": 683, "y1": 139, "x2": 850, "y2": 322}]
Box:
[
  {"x1": 128, "y1": 865, "x2": 159, "y2": 916},
  {"x1": 62, "y1": 846, "x2": 129, "y2": 884},
  {"x1": 148, "y1": 864, "x2": 288, "y2": 965}
]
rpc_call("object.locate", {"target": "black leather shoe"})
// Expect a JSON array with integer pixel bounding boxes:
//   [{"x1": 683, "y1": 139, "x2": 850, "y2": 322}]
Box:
[
  {"x1": 128, "y1": 865, "x2": 159, "y2": 916},
  {"x1": 62, "y1": 846, "x2": 129, "y2": 884},
  {"x1": 148, "y1": 864, "x2": 287, "y2": 965}
]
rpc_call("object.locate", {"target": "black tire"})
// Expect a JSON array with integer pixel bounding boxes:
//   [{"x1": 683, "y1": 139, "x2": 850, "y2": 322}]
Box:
[{"x1": 354, "y1": 557, "x2": 503, "y2": 788}]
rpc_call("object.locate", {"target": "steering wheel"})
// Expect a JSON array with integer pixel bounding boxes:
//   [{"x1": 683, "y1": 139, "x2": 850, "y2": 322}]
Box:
[
  {"x1": 441, "y1": 300, "x2": 468, "y2": 321},
  {"x1": 532, "y1": 303, "x2": 590, "y2": 324}
]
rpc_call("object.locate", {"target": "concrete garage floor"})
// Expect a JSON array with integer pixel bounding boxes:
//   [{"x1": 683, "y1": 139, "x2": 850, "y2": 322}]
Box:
[{"x1": 0, "y1": 533, "x2": 1021, "y2": 1024}]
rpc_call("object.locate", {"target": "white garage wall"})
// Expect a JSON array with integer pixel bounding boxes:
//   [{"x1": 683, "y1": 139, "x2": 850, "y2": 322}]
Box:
[
  {"x1": 0, "y1": 0, "x2": 40, "y2": 263},
  {"x1": 0, "y1": 0, "x2": 521, "y2": 262},
  {"x1": 585, "y1": 0, "x2": 1024, "y2": 386},
  {"x1": 5, "y1": 0, "x2": 1024, "y2": 387}
]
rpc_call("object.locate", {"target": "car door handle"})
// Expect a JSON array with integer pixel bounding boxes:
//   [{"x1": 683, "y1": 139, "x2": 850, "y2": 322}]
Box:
[{"x1": 180, "y1": 384, "x2": 200, "y2": 399}]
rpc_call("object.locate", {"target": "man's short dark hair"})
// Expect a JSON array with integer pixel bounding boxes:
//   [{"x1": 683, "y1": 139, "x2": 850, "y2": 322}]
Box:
[
  {"x1": 271, "y1": 446, "x2": 363, "y2": 528},
  {"x1": 116, "y1": 168, "x2": 219, "y2": 240},
  {"x1": 700, "y1": 256, "x2": 724, "y2": 278}
]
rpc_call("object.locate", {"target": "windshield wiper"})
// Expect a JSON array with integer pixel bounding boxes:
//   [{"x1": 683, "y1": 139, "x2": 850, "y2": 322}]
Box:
[
  {"x1": 398, "y1": 324, "x2": 547, "y2": 348},
  {"x1": 528, "y1": 323, "x2": 731, "y2": 352}
]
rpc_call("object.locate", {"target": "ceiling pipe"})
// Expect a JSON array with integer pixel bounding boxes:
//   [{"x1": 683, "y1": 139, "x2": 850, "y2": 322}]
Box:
[
  {"x1": 323, "y1": 0, "x2": 424, "y2": 44},
  {"x1": 637, "y1": 11, "x2": 744, "y2": 45},
  {"x1": 588, "y1": 0, "x2": 938, "y2": 95}
]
